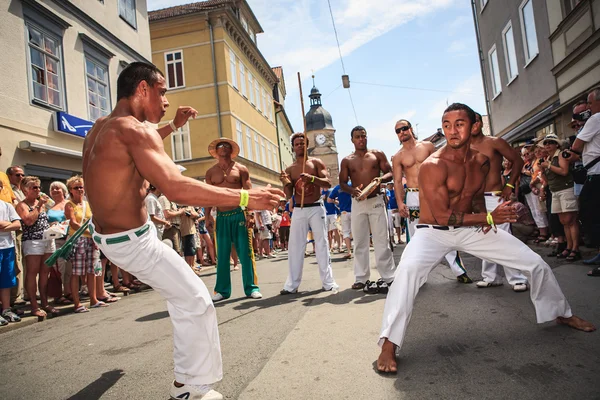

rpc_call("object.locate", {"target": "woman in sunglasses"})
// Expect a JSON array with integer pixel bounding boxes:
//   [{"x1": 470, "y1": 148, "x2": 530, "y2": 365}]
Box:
[{"x1": 15, "y1": 176, "x2": 56, "y2": 318}]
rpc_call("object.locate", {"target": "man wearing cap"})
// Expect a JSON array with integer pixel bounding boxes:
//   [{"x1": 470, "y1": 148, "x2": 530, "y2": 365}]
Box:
[
  {"x1": 205, "y1": 138, "x2": 262, "y2": 301},
  {"x1": 279, "y1": 133, "x2": 339, "y2": 294},
  {"x1": 470, "y1": 112, "x2": 529, "y2": 292}
]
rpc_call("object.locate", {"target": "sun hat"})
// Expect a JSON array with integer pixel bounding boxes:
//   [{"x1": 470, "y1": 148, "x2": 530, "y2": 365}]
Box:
[{"x1": 208, "y1": 137, "x2": 240, "y2": 159}]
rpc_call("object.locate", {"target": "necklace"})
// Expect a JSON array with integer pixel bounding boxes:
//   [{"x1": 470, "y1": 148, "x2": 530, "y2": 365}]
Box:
[{"x1": 219, "y1": 161, "x2": 235, "y2": 177}]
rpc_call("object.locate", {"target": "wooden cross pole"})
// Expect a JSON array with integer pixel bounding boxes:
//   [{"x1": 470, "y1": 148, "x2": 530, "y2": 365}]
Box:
[{"x1": 297, "y1": 72, "x2": 308, "y2": 209}]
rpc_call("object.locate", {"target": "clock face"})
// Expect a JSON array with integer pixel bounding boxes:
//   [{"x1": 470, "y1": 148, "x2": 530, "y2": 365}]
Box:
[{"x1": 316, "y1": 134, "x2": 326, "y2": 146}]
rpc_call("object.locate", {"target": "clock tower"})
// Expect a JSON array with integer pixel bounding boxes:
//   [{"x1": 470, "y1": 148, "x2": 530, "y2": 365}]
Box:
[{"x1": 305, "y1": 79, "x2": 340, "y2": 186}]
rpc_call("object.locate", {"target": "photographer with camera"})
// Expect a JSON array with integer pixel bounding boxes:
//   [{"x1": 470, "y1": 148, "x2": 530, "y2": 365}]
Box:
[
  {"x1": 539, "y1": 134, "x2": 580, "y2": 261},
  {"x1": 565, "y1": 88, "x2": 600, "y2": 272}
]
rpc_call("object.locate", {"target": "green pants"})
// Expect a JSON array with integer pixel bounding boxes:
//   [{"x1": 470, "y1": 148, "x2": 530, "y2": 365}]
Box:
[{"x1": 214, "y1": 207, "x2": 259, "y2": 298}]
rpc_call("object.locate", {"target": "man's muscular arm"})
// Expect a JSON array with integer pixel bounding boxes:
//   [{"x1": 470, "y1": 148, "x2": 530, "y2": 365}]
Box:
[
  {"x1": 339, "y1": 158, "x2": 362, "y2": 197},
  {"x1": 157, "y1": 106, "x2": 198, "y2": 139},
  {"x1": 282, "y1": 166, "x2": 294, "y2": 199},
  {"x1": 239, "y1": 164, "x2": 253, "y2": 190},
  {"x1": 494, "y1": 138, "x2": 524, "y2": 200},
  {"x1": 376, "y1": 150, "x2": 393, "y2": 183},
  {"x1": 392, "y1": 153, "x2": 408, "y2": 217},
  {"x1": 301, "y1": 159, "x2": 331, "y2": 188}
]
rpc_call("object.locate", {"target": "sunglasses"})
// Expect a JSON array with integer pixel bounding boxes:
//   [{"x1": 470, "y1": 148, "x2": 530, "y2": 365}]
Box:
[
  {"x1": 15, "y1": 174, "x2": 24, "y2": 177},
  {"x1": 72, "y1": 186, "x2": 84, "y2": 190},
  {"x1": 395, "y1": 126, "x2": 411, "y2": 134},
  {"x1": 216, "y1": 143, "x2": 232, "y2": 149},
  {"x1": 543, "y1": 141, "x2": 557, "y2": 146},
  {"x1": 31, "y1": 186, "x2": 41, "y2": 190}
]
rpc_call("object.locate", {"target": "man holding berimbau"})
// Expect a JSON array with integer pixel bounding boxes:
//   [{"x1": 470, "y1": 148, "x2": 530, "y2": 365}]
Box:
[
  {"x1": 279, "y1": 133, "x2": 339, "y2": 295},
  {"x1": 340, "y1": 126, "x2": 396, "y2": 294}
]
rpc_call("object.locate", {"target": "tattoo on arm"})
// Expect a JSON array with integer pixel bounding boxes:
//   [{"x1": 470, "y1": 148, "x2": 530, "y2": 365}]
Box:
[
  {"x1": 472, "y1": 199, "x2": 484, "y2": 213},
  {"x1": 448, "y1": 211, "x2": 464, "y2": 226}
]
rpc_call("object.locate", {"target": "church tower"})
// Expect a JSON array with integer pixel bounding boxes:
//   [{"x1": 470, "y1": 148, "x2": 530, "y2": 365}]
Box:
[{"x1": 305, "y1": 78, "x2": 340, "y2": 186}]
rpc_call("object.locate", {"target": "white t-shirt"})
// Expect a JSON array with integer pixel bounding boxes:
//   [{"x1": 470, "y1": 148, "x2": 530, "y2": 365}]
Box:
[
  {"x1": 145, "y1": 193, "x2": 165, "y2": 236},
  {"x1": 0, "y1": 201, "x2": 20, "y2": 249},
  {"x1": 577, "y1": 112, "x2": 600, "y2": 175}
]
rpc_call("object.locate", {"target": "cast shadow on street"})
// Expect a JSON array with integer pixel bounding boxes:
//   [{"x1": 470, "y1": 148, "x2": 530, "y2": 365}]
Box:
[
  {"x1": 300, "y1": 288, "x2": 385, "y2": 307},
  {"x1": 135, "y1": 310, "x2": 169, "y2": 322},
  {"x1": 67, "y1": 369, "x2": 125, "y2": 400},
  {"x1": 227, "y1": 289, "x2": 324, "y2": 311}
]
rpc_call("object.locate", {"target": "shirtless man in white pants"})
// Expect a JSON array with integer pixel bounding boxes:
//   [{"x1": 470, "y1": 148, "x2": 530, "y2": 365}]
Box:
[
  {"x1": 392, "y1": 119, "x2": 472, "y2": 283},
  {"x1": 82, "y1": 62, "x2": 283, "y2": 400},
  {"x1": 377, "y1": 103, "x2": 595, "y2": 373}
]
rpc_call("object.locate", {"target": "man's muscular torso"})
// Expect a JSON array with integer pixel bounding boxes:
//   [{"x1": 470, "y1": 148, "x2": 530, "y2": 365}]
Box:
[
  {"x1": 206, "y1": 162, "x2": 250, "y2": 212},
  {"x1": 82, "y1": 116, "x2": 151, "y2": 234},
  {"x1": 470, "y1": 136, "x2": 504, "y2": 192},
  {"x1": 344, "y1": 150, "x2": 385, "y2": 190},
  {"x1": 286, "y1": 158, "x2": 327, "y2": 204},
  {"x1": 419, "y1": 148, "x2": 489, "y2": 225},
  {"x1": 395, "y1": 141, "x2": 434, "y2": 188}
]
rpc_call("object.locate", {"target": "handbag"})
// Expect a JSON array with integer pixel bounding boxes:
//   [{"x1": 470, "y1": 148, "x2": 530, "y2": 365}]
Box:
[
  {"x1": 47, "y1": 266, "x2": 63, "y2": 299},
  {"x1": 572, "y1": 155, "x2": 600, "y2": 184},
  {"x1": 519, "y1": 174, "x2": 532, "y2": 195}
]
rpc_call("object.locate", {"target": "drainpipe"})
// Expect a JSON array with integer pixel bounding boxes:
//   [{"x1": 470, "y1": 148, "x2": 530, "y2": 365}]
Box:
[
  {"x1": 275, "y1": 105, "x2": 285, "y2": 171},
  {"x1": 471, "y1": 0, "x2": 494, "y2": 136},
  {"x1": 207, "y1": 14, "x2": 222, "y2": 137}
]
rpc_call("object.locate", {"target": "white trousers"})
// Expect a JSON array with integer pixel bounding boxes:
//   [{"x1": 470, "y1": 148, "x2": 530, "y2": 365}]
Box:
[
  {"x1": 284, "y1": 203, "x2": 337, "y2": 291},
  {"x1": 379, "y1": 226, "x2": 572, "y2": 350},
  {"x1": 351, "y1": 195, "x2": 396, "y2": 284},
  {"x1": 405, "y1": 191, "x2": 467, "y2": 277},
  {"x1": 524, "y1": 191, "x2": 548, "y2": 229},
  {"x1": 481, "y1": 194, "x2": 528, "y2": 285},
  {"x1": 90, "y1": 221, "x2": 222, "y2": 385},
  {"x1": 386, "y1": 209, "x2": 395, "y2": 238}
]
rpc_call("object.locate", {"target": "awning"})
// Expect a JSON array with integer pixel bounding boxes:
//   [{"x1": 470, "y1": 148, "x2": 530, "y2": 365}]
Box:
[
  {"x1": 19, "y1": 141, "x2": 82, "y2": 159},
  {"x1": 500, "y1": 101, "x2": 559, "y2": 143}
]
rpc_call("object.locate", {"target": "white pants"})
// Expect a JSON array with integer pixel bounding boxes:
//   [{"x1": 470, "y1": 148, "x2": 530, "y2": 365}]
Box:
[
  {"x1": 284, "y1": 203, "x2": 337, "y2": 291},
  {"x1": 351, "y1": 195, "x2": 396, "y2": 284},
  {"x1": 379, "y1": 226, "x2": 572, "y2": 350},
  {"x1": 90, "y1": 221, "x2": 222, "y2": 385},
  {"x1": 326, "y1": 214, "x2": 338, "y2": 231},
  {"x1": 524, "y1": 192, "x2": 548, "y2": 229},
  {"x1": 386, "y1": 209, "x2": 395, "y2": 238},
  {"x1": 340, "y1": 211, "x2": 352, "y2": 239},
  {"x1": 481, "y1": 194, "x2": 528, "y2": 285},
  {"x1": 405, "y1": 191, "x2": 467, "y2": 277}
]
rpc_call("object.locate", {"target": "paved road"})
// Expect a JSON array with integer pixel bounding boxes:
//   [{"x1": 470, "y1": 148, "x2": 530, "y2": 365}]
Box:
[{"x1": 1, "y1": 240, "x2": 598, "y2": 400}]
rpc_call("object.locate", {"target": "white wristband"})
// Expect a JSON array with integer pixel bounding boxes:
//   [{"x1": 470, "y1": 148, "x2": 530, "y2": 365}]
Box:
[{"x1": 169, "y1": 120, "x2": 177, "y2": 132}]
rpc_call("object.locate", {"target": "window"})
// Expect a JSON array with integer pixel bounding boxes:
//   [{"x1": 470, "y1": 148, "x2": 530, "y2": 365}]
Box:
[
  {"x1": 119, "y1": 0, "x2": 137, "y2": 28},
  {"x1": 254, "y1": 80, "x2": 261, "y2": 111},
  {"x1": 165, "y1": 51, "x2": 185, "y2": 89},
  {"x1": 261, "y1": 138, "x2": 268, "y2": 169},
  {"x1": 563, "y1": 0, "x2": 582, "y2": 16},
  {"x1": 26, "y1": 24, "x2": 63, "y2": 109},
  {"x1": 246, "y1": 127, "x2": 253, "y2": 161},
  {"x1": 171, "y1": 122, "x2": 192, "y2": 161},
  {"x1": 488, "y1": 45, "x2": 502, "y2": 98},
  {"x1": 502, "y1": 22, "x2": 518, "y2": 83},
  {"x1": 254, "y1": 133, "x2": 261, "y2": 164},
  {"x1": 229, "y1": 49, "x2": 237, "y2": 89},
  {"x1": 519, "y1": 0, "x2": 539, "y2": 64},
  {"x1": 270, "y1": 144, "x2": 278, "y2": 170},
  {"x1": 248, "y1": 73, "x2": 255, "y2": 104},
  {"x1": 480, "y1": 0, "x2": 488, "y2": 9},
  {"x1": 236, "y1": 120, "x2": 244, "y2": 157},
  {"x1": 248, "y1": 27, "x2": 255, "y2": 43},
  {"x1": 239, "y1": 62, "x2": 246, "y2": 97},
  {"x1": 261, "y1": 88, "x2": 267, "y2": 115},
  {"x1": 267, "y1": 94, "x2": 273, "y2": 120},
  {"x1": 85, "y1": 57, "x2": 110, "y2": 121},
  {"x1": 241, "y1": 15, "x2": 248, "y2": 32}
]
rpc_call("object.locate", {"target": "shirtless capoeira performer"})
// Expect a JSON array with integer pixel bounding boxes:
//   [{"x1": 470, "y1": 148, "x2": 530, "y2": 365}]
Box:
[
  {"x1": 377, "y1": 103, "x2": 595, "y2": 373},
  {"x1": 205, "y1": 138, "x2": 262, "y2": 302},
  {"x1": 82, "y1": 62, "x2": 282, "y2": 399},
  {"x1": 470, "y1": 112, "x2": 528, "y2": 292},
  {"x1": 340, "y1": 126, "x2": 396, "y2": 292},
  {"x1": 279, "y1": 133, "x2": 339, "y2": 294},
  {"x1": 392, "y1": 119, "x2": 472, "y2": 283}
]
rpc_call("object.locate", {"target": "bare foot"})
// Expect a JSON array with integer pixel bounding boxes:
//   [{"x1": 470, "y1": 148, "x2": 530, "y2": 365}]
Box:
[
  {"x1": 377, "y1": 339, "x2": 398, "y2": 373},
  {"x1": 556, "y1": 315, "x2": 596, "y2": 332}
]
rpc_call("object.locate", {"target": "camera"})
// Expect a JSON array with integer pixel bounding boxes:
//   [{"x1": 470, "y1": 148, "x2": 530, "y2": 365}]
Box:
[
  {"x1": 185, "y1": 211, "x2": 192, "y2": 217},
  {"x1": 561, "y1": 150, "x2": 571, "y2": 159}
]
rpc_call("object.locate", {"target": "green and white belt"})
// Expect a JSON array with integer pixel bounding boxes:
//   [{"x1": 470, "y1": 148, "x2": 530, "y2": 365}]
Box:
[{"x1": 90, "y1": 224, "x2": 150, "y2": 245}]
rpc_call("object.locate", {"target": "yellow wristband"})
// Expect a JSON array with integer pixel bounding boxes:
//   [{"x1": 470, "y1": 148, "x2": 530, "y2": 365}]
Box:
[
  {"x1": 311, "y1": 176, "x2": 315, "y2": 183},
  {"x1": 239, "y1": 189, "x2": 249, "y2": 208},
  {"x1": 486, "y1": 212, "x2": 494, "y2": 226},
  {"x1": 505, "y1": 183, "x2": 515, "y2": 189}
]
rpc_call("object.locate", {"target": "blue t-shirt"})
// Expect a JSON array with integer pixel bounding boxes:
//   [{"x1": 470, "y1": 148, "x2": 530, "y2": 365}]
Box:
[
  {"x1": 387, "y1": 189, "x2": 398, "y2": 209},
  {"x1": 322, "y1": 189, "x2": 339, "y2": 215},
  {"x1": 329, "y1": 184, "x2": 352, "y2": 213}
]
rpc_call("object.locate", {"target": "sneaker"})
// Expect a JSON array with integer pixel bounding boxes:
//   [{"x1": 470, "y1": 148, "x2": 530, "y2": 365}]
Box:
[
  {"x1": 322, "y1": 283, "x2": 339, "y2": 294},
  {"x1": 513, "y1": 283, "x2": 528, "y2": 292},
  {"x1": 267, "y1": 254, "x2": 276, "y2": 259},
  {"x1": 0, "y1": 315, "x2": 7, "y2": 326},
  {"x1": 249, "y1": 291, "x2": 263, "y2": 299},
  {"x1": 279, "y1": 288, "x2": 298, "y2": 295},
  {"x1": 456, "y1": 273, "x2": 473, "y2": 284},
  {"x1": 1, "y1": 309, "x2": 21, "y2": 323},
  {"x1": 363, "y1": 280, "x2": 379, "y2": 294},
  {"x1": 476, "y1": 281, "x2": 503, "y2": 288},
  {"x1": 211, "y1": 293, "x2": 225, "y2": 302},
  {"x1": 170, "y1": 381, "x2": 223, "y2": 400}
]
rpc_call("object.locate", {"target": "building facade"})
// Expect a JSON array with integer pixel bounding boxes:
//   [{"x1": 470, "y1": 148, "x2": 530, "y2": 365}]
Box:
[
  {"x1": 149, "y1": 0, "x2": 282, "y2": 187},
  {"x1": 272, "y1": 66, "x2": 295, "y2": 171},
  {"x1": 0, "y1": 0, "x2": 151, "y2": 188},
  {"x1": 305, "y1": 83, "x2": 340, "y2": 186}
]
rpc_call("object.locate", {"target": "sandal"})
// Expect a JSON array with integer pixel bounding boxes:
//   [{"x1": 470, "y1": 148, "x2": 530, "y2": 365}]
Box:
[
  {"x1": 113, "y1": 285, "x2": 131, "y2": 293},
  {"x1": 533, "y1": 236, "x2": 549, "y2": 244},
  {"x1": 124, "y1": 282, "x2": 141, "y2": 291},
  {"x1": 556, "y1": 249, "x2": 572, "y2": 259},
  {"x1": 97, "y1": 295, "x2": 119, "y2": 303},
  {"x1": 588, "y1": 267, "x2": 600, "y2": 277},
  {"x1": 565, "y1": 251, "x2": 581, "y2": 262},
  {"x1": 90, "y1": 301, "x2": 109, "y2": 308},
  {"x1": 351, "y1": 282, "x2": 365, "y2": 290},
  {"x1": 54, "y1": 296, "x2": 73, "y2": 305},
  {"x1": 74, "y1": 305, "x2": 89, "y2": 313},
  {"x1": 43, "y1": 306, "x2": 59, "y2": 315},
  {"x1": 31, "y1": 309, "x2": 46, "y2": 318}
]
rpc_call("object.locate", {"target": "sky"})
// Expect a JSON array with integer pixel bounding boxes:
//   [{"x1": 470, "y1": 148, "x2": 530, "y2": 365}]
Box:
[{"x1": 147, "y1": 0, "x2": 487, "y2": 160}]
